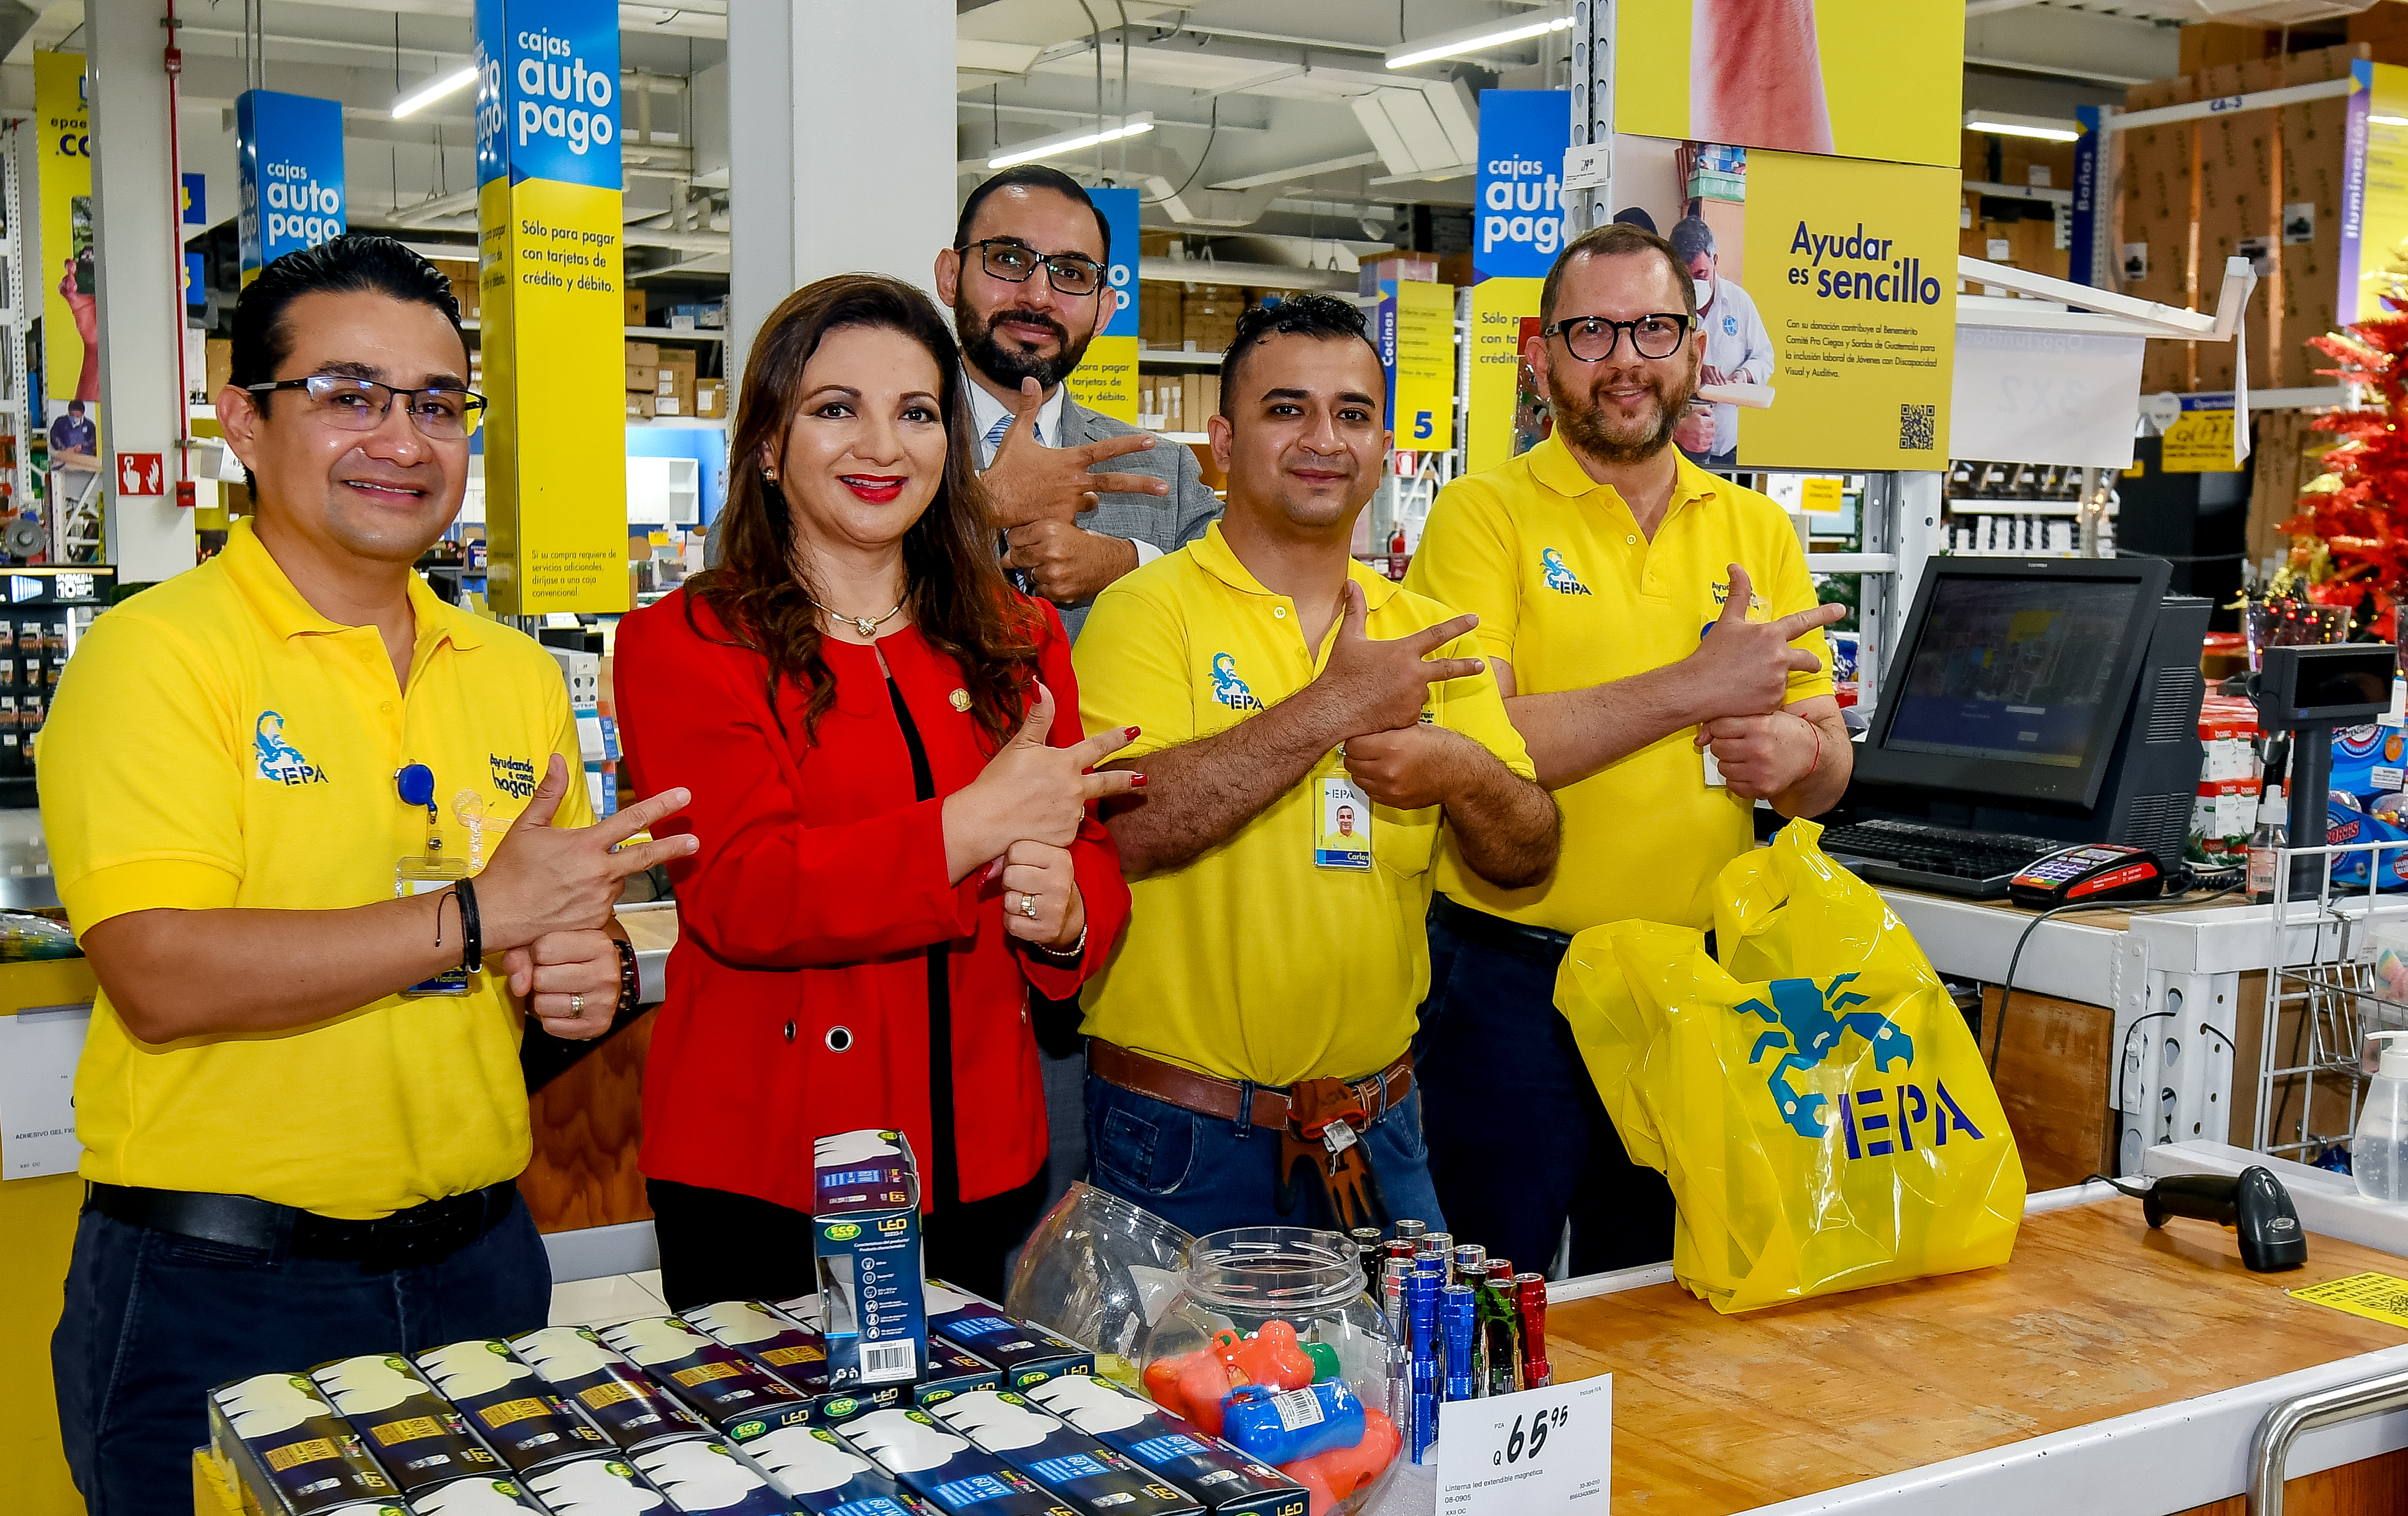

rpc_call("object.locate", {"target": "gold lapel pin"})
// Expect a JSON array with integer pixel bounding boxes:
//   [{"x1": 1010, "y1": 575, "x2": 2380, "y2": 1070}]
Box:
[{"x1": 949, "y1": 689, "x2": 972, "y2": 711}]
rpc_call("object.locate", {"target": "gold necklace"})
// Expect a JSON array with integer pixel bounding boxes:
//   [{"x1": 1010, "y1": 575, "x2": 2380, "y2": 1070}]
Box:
[{"x1": 827, "y1": 600, "x2": 906, "y2": 639}]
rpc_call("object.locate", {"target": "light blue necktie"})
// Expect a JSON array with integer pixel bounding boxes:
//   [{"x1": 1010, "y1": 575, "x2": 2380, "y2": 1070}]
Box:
[{"x1": 985, "y1": 412, "x2": 1040, "y2": 453}]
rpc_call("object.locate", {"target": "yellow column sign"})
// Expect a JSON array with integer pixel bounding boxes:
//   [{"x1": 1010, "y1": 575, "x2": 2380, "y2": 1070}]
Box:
[
  {"x1": 1394, "y1": 281, "x2": 1455, "y2": 452},
  {"x1": 36, "y1": 52, "x2": 92, "y2": 408},
  {"x1": 1466, "y1": 277, "x2": 1543, "y2": 475},
  {"x1": 474, "y1": 1, "x2": 628, "y2": 614}
]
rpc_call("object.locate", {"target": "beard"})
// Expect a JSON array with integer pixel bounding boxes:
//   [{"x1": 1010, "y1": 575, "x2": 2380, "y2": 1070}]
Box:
[
  {"x1": 955, "y1": 296, "x2": 1092, "y2": 390},
  {"x1": 1548, "y1": 352, "x2": 1697, "y2": 465}
]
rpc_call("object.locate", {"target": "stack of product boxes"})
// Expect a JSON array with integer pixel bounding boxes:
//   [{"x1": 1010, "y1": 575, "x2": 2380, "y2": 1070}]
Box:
[
  {"x1": 626, "y1": 343, "x2": 708, "y2": 420},
  {"x1": 2188, "y1": 695, "x2": 2264, "y2": 869},
  {"x1": 197, "y1": 1131, "x2": 1315, "y2": 1516}
]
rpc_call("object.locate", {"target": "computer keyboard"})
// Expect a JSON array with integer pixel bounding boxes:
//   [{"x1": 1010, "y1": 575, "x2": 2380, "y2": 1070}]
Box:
[{"x1": 1819, "y1": 818, "x2": 2067, "y2": 899}]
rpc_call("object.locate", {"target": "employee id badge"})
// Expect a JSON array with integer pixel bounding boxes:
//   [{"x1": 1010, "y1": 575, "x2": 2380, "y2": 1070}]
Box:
[
  {"x1": 396, "y1": 855, "x2": 474, "y2": 996},
  {"x1": 1703, "y1": 743, "x2": 1726, "y2": 788},
  {"x1": 1315, "y1": 776, "x2": 1373, "y2": 870}
]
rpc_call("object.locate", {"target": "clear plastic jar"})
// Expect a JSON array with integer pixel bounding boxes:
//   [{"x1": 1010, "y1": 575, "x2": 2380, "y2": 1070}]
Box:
[{"x1": 1138, "y1": 1227, "x2": 1400, "y2": 1511}]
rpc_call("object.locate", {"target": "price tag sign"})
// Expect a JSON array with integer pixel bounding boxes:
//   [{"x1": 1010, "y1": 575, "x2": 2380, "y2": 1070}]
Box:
[
  {"x1": 1438, "y1": 1375, "x2": 1610, "y2": 1514},
  {"x1": 2159, "y1": 392, "x2": 2236, "y2": 473}
]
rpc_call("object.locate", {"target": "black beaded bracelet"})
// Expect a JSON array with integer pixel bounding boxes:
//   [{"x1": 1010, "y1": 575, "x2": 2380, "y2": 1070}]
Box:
[
  {"x1": 611, "y1": 937, "x2": 639, "y2": 1015},
  {"x1": 456, "y1": 876, "x2": 482, "y2": 974}
]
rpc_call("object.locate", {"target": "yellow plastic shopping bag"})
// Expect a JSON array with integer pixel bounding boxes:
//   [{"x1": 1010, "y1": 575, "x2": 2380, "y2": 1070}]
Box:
[{"x1": 1556, "y1": 820, "x2": 2024, "y2": 1313}]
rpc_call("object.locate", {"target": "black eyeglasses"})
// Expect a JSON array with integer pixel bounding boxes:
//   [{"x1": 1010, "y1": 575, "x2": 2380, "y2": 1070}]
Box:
[
  {"x1": 1542, "y1": 313, "x2": 1691, "y2": 363},
  {"x1": 244, "y1": 374, "x2": 487, "y2": 438},
  {"x1": 960, "y1": 238, "x2": 1106, "y2": 298}
]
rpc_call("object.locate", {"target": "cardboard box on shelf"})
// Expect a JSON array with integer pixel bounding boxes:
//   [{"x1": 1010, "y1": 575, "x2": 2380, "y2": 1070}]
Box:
[
  {"x1": 696, "y1": 378, "x2": 726, "y2": 418},
  {"x1": 628, "y1": 392, "x2": 658, "y2": 419},
  {"x1": 205, "y1": 338, "x2": 231, "y2": 400},
  {"x1": 626, "y1": 340, "x2": 661, "y2": 368},
  {"x1": 626, "y1": 363, "x2": 653, "y2": 390},
  {"x1": 657, "y1": 361, "x2": 696, "y2": 401},
  {"x1": 624, "y1": 289, "x2": 649, "y2": 327}
]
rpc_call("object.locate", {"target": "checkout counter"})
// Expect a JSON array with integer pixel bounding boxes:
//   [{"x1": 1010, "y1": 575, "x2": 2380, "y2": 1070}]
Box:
[{"x1": 13, "y1": 556, "x2": 2408, "y2": 1515}]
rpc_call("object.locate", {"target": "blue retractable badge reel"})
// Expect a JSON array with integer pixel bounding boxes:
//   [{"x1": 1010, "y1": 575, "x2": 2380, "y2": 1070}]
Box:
[{"x1": 395, "y1": 762, "x2": 473, "y2": 995}]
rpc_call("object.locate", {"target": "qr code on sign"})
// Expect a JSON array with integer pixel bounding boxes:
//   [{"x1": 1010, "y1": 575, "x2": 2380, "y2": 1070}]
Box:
[{"x1": 1899, "y1": 403, "x2": 1936, "y2": 451}]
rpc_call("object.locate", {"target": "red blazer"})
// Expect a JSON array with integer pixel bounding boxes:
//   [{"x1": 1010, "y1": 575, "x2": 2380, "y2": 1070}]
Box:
[{"x1": 613, "y1": 589, "x2": 1128, "y2": 1210}]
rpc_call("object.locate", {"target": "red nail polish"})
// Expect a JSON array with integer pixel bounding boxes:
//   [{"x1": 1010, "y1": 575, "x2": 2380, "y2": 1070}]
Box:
[
  {"x1": 1124, "y1": 725, "x2": 1141, "y2": 740},
  {"x1": 1129, "y1": 773, "x2": 1149, "y2": 789}
]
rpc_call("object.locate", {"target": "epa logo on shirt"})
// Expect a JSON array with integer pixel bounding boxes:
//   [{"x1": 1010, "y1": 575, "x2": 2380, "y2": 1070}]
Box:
[
  {"x1": 1540, "y1": 549, "x2": 1591, "y2": 596},
  {"x1": 1209, "y1": 653, "x2": 1263, "y2": 711},
  {"x1": 253, "y1": 711, "x2": 329, "y2": 786}
]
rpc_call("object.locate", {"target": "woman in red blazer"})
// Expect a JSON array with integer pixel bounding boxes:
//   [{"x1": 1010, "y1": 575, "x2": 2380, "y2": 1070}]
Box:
[{"x1": 614, "y1": 274, "x2": 1135, "y2": 1308}]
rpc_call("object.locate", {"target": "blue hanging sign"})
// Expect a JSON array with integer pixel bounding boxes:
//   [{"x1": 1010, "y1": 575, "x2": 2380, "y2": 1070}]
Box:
[
  {"x1": 1475, "y1": 90, "x2": 1570, "y2": 281},
  {"x1": 236, "y1": 90, "x2": 346, "y2": 278}
]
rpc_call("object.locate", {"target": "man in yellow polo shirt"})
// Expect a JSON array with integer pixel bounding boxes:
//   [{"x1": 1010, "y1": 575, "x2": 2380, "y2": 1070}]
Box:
[
  {"x1": 40, "y1": 235, "x2": 693, "y2": 1514},
  {"x1": 1075, "y1": 295, "x2": 1557, "y2": 1238},
  {"x1": 1405, "y1": 221, "x2": 1848, "y2": 1278}
]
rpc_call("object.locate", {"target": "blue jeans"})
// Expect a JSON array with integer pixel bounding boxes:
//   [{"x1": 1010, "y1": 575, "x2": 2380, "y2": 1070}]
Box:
[
  {"x1": 1084, "y1": 1066, "x2": 1445, "y2": 1241},
  {"x1": 52, "y1": 1190, "x2": 551, "y2": 1515},
  {"x1": 1414, "y1": 903, "x2": 1676, "y2": 1277}
]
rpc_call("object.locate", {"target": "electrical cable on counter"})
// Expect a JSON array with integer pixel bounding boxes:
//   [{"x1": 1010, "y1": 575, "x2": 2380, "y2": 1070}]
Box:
[{"x1": 1989, "y1": 873, "x2": 2245, "y2": 1078}]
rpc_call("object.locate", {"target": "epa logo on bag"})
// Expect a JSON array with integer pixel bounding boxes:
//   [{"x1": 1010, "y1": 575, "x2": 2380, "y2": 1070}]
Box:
[{"x1": 1742, "y1": 972, "x2": 1989, "y2": 1155}]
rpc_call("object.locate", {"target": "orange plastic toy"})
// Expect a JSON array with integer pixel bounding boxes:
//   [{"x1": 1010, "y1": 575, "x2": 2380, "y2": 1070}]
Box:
[
  {"x1": 1226, "y1": 1320, "x2": 1315, "y2": 1392},
  {"x1": 1281, "y1": 1408, "x2": 1401, "y2": 1516},
  {"x1": 1142, "y1": 1347, "x2": 1245, "y2": 1435}
]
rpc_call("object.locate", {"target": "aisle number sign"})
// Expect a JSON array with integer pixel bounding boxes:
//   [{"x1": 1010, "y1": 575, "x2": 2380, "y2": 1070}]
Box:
[
  {"x1": 475, "y1": 0, "x2": 627, "y2": 613},
  {"x1": 1393, "y1": 279, "x2": 1455, "y2": 450},
  {"x1": 1066, "y1": 185, "x2": 1139, "y2": 424},
  {"x1": 2160, "y1": 393, "x2": 2238, "y2": 473}
]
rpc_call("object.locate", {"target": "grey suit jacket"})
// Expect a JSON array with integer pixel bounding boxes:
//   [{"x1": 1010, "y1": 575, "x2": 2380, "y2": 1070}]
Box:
[{"x1": 1046, "y1": 394, "x2": 1223, "y2": 640}]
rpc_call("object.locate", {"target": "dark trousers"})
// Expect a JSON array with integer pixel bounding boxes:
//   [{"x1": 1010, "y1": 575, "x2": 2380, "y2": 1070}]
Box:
[
  {"x1": 52, "y1": 1190, "x2": 550, "y2": 1516},
  {"x1": 648, "y1": 1173, "x2": 1045, "y2": 1312},
  {"x1": 1415, "y1": 902, "x2": 1676, "y2": 1277}
]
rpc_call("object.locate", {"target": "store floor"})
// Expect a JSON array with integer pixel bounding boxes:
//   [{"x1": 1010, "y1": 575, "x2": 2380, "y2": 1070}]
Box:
[{"x1": 548, "y1": 1268, "x2": 671, "y2": 1327}]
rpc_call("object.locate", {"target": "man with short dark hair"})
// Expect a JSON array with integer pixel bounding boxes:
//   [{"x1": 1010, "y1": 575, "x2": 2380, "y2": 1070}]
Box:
[
  {"x1": 1667, "y1": 216, "x2": 1772, "y2": 469},
  {"x1": 1406, "y1": 221, "x2": 1848, "y2": 1277},
  {"x1": 1073, "y1": 295, "x2": 1557, "y2": 1240},
  {"x1": 42, "y1": 234, "x2": 695, "y2": 1512},
  {"x1": 936, "y1": 166, "x2": 1222, "y2": 637}
]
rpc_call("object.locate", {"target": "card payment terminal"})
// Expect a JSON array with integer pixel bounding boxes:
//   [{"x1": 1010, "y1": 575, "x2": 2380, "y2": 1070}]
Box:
[{"x1": 2005, "y1": 844, "x2": 2167, "y2": 910}]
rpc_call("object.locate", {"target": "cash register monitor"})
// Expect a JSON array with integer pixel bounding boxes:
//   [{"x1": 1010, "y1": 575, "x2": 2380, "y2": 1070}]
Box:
[{"x1": 1847, "y1": 555, "x2": 2205, "y2": 862}]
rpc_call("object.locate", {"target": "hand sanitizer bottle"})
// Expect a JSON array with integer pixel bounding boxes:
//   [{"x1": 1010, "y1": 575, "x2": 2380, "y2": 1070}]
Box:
[{"x1": 2354, "y1": 1030, "x2": 2408, "y2": 1203}]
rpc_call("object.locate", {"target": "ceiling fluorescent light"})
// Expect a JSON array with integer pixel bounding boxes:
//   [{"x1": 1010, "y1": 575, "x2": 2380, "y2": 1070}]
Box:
[
  {"x1": 1963, "y1": 110, "x2": 2080, "y2": 143},
  {"x1": 393, "y1": 66, "x2": 479, "y2": 120},
  {"x1": 1386, "y1": 13, "x2": 1573, "y2": 71},
  {"x1": 988, "y1": 113, "x2": 1155, "y2": 170}
]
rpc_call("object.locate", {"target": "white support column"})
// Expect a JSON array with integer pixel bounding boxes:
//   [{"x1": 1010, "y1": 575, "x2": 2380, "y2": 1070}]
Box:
[
  {"x1": 86, "y1": 0, "x2": 192, "y2": 582},
  {"x1": 725, "y1": 0, "x2": 955, "y2": 415},
  {"x1": 1567, "y1": 0, "x2": 1615, "y2": 233}
]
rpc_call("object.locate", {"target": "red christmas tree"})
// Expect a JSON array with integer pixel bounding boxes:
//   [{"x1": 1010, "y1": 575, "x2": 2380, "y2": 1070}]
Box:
[{"x1": 2289, "y1": 308, "x2": 2408, "y2": 631}]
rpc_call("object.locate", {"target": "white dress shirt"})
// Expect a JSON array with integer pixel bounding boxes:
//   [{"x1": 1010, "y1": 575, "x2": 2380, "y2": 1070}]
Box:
[{"x1": 964, "y1": 371, "x2": 1160, "y2": 564}]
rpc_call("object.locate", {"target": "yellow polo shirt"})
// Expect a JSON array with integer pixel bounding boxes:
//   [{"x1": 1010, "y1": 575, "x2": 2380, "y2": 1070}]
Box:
[
  {"x1": 39, "y1": 518, "x2": 591, "y2": 1218},
  {"x1": 1404, "y1": 435, "x2": 1830, "y2": 936},
  {"x1": 1075, "y1": 524, "x2": 1536, "y2": 1085}
]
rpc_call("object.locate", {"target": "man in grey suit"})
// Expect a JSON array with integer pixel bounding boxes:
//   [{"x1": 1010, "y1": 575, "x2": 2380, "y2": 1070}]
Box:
[
  {"x1": 937, "y1": 166, "x2": 1222, "y2": 641},
  {"x1": 937, "y1": 167, "x2": 1225, "y2": 1245}
]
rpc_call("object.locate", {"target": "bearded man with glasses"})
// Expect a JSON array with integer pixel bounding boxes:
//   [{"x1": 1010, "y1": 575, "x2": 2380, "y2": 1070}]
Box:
[
  {"x1": 1402, "y1": 221, "x2": 1851, "y2": 1279},
  {"x1": 936, "y1": 166, "x2": 1222, "y2": 640},
  {"x1": 41, "y1": 235, "x2": 694, "y2": 1512}
]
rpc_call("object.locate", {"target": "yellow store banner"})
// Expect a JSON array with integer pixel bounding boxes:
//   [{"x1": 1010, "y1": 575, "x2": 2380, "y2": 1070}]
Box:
[
  {"x1": 473, "y1": 0, "x2": 627, "y2": 614},
  {"x1": 1614, "y1": 0, "x2": 1960, "y2": 168},
  {"x1": 37, "y1": 51, "x2": 92, "y2": 407},
  {"x1": 1737, "y1": 151, "x2": 1958, "y2": 470},
  {"x1": 1466, "y1": 276, "x2": 1543, "y2": 475},
  {"x1": 1066, "y1": 335, "x2": 1138, "y2": 425}
]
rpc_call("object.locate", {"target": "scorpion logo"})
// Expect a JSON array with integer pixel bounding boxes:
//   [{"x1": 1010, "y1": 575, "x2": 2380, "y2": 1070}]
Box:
[{"x1": 1741, "y1": 972, "x2": 1912, "y2": 1138}]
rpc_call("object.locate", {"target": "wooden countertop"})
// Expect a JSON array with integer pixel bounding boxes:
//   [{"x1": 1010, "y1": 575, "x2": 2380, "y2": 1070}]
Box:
[{"x1": 1553, "y1": 1197, "x2": 2408, "y2": 1514}]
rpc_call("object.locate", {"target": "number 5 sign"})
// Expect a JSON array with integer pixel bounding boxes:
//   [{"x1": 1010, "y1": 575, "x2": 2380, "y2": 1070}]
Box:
[{"x1": 1438, "y1": 1375, "x2": 1610, "y2": 1515}]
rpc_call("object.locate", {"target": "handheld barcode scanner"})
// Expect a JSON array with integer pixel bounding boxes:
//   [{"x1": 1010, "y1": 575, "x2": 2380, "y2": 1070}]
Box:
[{"x1": 2141, "y1": 1166, "x2": 2308, "y2": 1272}]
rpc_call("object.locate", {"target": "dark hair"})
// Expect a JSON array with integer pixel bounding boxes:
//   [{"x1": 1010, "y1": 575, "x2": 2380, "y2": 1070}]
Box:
[
  {"x1": 230, "y1": 234, "x2": 465, "y2": 398},
  {"x1": 685, "y1": 274, "x2": 1042, "y2": 750},
  {"x1": 1217, "y1": 294, "x2": 1383, "y2": 419},
  {"x1": 956, "y1": 166, "x2": 1111, "y2": 262},
  {"x1": 227, "y1": 234, "x2": 466, "y2": 492},
  {"x1": 1539, "y1": 222, "x2": 1696, "y2": 329},
  {"x1": 1611, "y1": 207, "x2": 1659, "y2": 234},
  {"x1": 1667, "y1": 216, "x2": 1716, "y2": 264}
]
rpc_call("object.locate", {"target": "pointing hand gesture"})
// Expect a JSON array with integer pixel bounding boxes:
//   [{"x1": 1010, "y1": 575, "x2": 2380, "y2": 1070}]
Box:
[
  {"x1": 1310, "y1": 580, "x2": 1486, "y2": 740},
  {"x1": 1682, "y1": 564, "x2": 1842, "y2": 720},
  {"x1": 982, "y1": 376, "x2": 1171, "y2": 528}
]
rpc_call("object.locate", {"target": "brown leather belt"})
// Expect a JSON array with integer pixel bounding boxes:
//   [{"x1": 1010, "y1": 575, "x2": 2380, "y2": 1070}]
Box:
[{"x1": 1087, "y1": 1039, "x2": 1413, "y2": 1131}]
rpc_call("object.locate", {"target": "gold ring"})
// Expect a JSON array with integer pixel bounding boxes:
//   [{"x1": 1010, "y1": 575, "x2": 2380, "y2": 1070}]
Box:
[
  {"x1": 570, "y1": 993, "x2": 585, "y2": 1016},
  {"x1": 1020, "y1": 893, "x2": 1039, "y2": 919}
]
